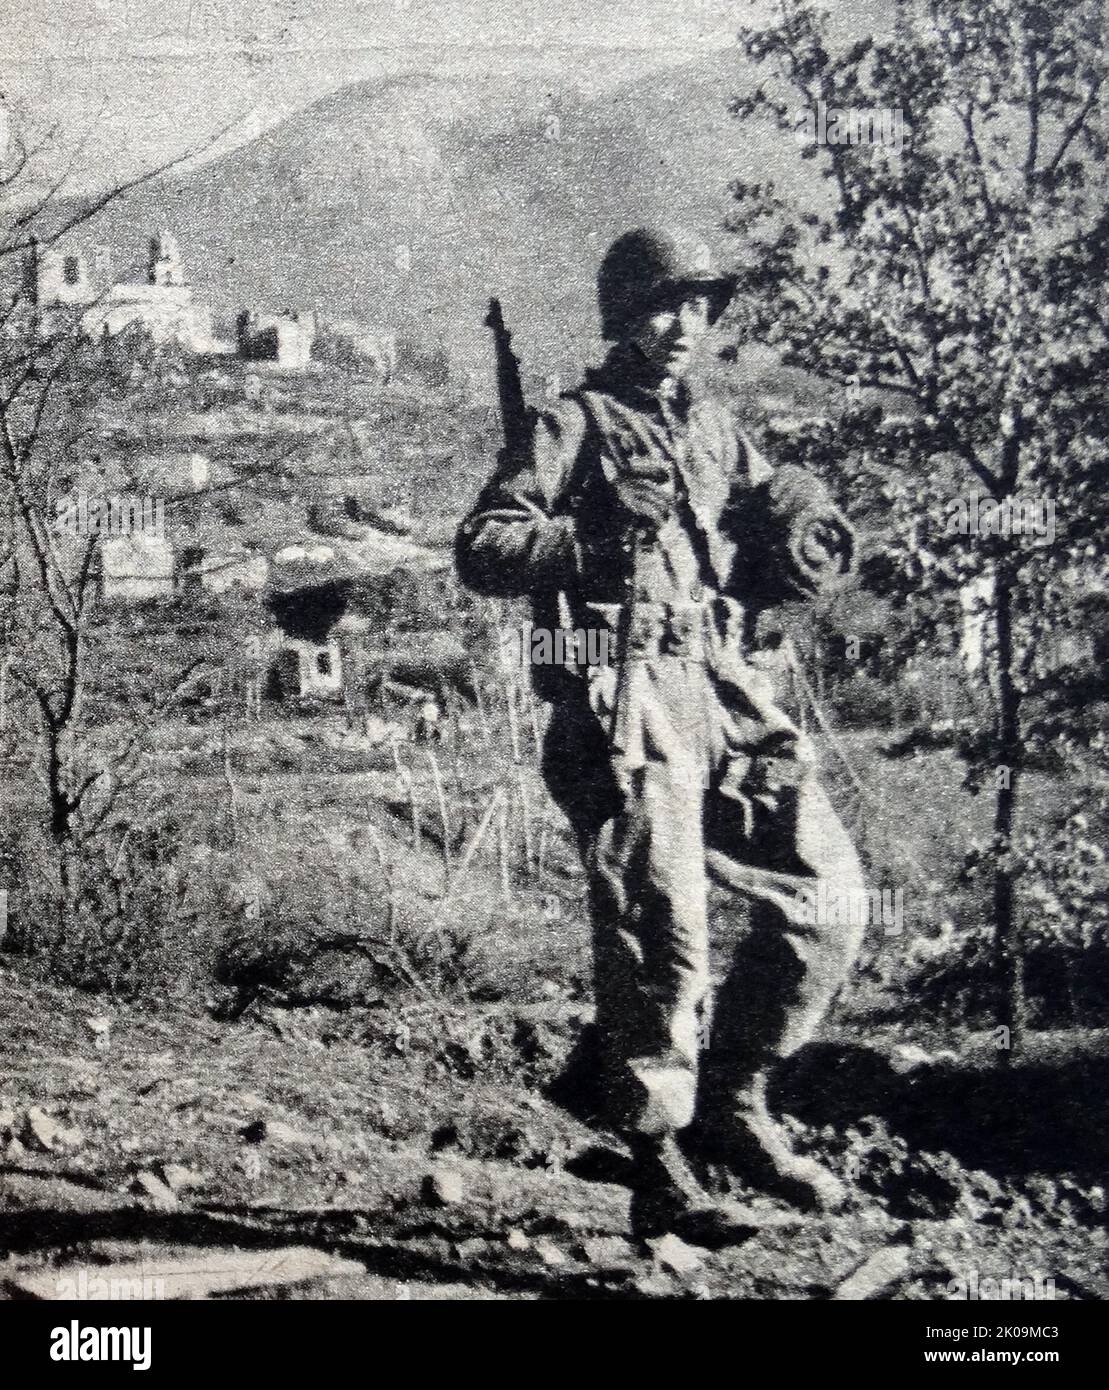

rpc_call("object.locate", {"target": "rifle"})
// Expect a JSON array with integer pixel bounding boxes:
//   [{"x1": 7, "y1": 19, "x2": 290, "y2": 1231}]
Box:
[
  {"x1": 484, "y1": 296, "x2": 579, "y2": 664},
  {"x1": 485, "y1": 297, "x2": 535, "y2": 464}
]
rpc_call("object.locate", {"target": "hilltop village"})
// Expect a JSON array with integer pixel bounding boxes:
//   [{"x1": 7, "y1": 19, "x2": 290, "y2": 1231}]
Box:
[
  {"x1": 8, "y1": 228, "x2": 493, "y2": 732},
  {"x1": 5, "y1": 229, "x2": 1100, "y2": 728}
]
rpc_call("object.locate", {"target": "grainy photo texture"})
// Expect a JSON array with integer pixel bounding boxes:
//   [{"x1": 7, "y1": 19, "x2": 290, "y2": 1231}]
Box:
[{"x1": 0, "y1": 0, "x2": 1105, "y2": 1316}]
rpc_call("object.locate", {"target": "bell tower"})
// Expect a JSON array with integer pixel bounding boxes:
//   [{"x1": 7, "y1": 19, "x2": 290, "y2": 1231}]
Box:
[{"x1": 148, "y1": 231, "x2": 185, "y2": 287}]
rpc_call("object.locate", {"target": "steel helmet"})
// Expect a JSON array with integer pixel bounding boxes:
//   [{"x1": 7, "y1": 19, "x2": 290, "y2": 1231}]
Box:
[{"x1": 597, "y1": 227, "x2": 737, "y2": 341}]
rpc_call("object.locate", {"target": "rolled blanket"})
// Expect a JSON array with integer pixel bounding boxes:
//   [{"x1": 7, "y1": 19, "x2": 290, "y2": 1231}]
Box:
[{"x1": 729, "y1": 463, "x2": 857, "y2": 607}]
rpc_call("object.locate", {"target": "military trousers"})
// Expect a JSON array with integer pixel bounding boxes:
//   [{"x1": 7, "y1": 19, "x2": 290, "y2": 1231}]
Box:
[{"x1": 542, "y1": 653, "x2": 866, "y2": 1137}]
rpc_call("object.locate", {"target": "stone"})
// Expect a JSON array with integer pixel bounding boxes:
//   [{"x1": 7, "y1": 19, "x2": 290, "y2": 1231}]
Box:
[
  {"x1": 633, "y1": 1272, "x2": 676, "y2": 1297},
  {"x1": 84, "y1": 1016, "x2": 112, "y2": 1052},
  {"x1": 833, "y1": 1243, "x2": 913, "y2": 1300},
  {"x1": 23, "y1": 1107, "x2": 60, "y2": 1152},
  {"x1": 647, "y1": 1233, "x2": 703, "y2": 1276},
  {"x1": 22, "y1": 1108, "x2": 82, "y2": 1154},
  {"x1": 130, "y1": 1172, "x2": 179, "y2": 1212},
  {"x1": 889, "y1": 1043, "x2": 935, "y2": 1074},
  {"x1": 422, "y1": 1169, "x2": 465, "y2": 1206},
  {"x1": 237, "y1": 1150, "x2": 264, "y2": 1180},
  {"x1": 580, "y1": 1235, "x2": 639, "y2": 1271},
  {"x1": 452, "y1": 1238, "x2": 488, "y2": 1262},
  {"x1": 156, "y1": 1163, "x2": 204, "y2": 1194},
  {"x1": 534, "y1": 1240, "x2": 567, "y2": 1267},
  {"x1": 3, "y1": 1247, "x2": 365, "y2": 1301}
]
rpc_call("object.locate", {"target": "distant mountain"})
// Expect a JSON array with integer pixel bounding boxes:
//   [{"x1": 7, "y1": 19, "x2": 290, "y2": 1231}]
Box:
[{"x1": 77, "y1": 51, "x2": 803, "y2": 381}]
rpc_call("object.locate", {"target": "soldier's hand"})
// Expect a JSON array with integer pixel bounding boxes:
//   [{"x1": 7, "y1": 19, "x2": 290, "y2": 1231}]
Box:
[{"x1": 800, "y1": 517, "x2": 852, "y2": 568}]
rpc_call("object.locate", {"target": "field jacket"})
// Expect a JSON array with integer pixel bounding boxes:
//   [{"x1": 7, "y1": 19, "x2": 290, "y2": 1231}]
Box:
[{"x1": 456, "y1": 352, "x2": 855, "y2": 716}]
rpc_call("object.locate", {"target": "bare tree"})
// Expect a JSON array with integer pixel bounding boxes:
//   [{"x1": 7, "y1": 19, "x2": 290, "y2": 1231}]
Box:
[{"x1": 0, "y1": 101, "x2": 235, "y2": 925}]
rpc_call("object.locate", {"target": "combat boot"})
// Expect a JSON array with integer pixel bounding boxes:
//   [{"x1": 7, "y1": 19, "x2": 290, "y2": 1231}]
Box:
[
  {"x1": 694, "y1": 1072, "x2": 847, "y2": 1213},
  {"x1": 627, "y1": 1133, "x2": 789, "y2": 1248}
]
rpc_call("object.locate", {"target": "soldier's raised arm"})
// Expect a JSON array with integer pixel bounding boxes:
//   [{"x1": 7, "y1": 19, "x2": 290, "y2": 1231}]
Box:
[{"x1": 455, "y1": 399, "x2": 587, "y2": 599}]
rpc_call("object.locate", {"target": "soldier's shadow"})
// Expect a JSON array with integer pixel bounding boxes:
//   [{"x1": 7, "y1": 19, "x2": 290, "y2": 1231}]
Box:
[{"x1": 778, "y1": 1039, "x2": 1109, "y2": 1179}]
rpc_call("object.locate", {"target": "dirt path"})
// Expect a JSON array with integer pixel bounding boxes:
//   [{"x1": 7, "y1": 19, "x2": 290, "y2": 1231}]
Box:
[{"x1": 0, "y1": 974, "x2": 1103, "y2": 1300}]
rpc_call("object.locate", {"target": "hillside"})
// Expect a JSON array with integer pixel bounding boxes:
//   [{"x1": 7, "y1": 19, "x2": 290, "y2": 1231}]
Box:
[
  {"x1": 73, "y1": 52, "x2": 803, "y2": 378},
  {"x1": 1, "y1": 732, "x2": 1104, "y2": 1301}
]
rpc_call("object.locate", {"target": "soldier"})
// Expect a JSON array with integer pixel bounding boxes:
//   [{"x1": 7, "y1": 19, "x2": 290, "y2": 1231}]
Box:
[{"x1": 456, "y1": 227, "x2": 866, "y2": 1242}]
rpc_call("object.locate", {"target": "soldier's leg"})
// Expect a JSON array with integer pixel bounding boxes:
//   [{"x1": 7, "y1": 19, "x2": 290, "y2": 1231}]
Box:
[
  {"x1": 697, "y1": 773, "x2": 867, "y2": 1209},
  {"x1": 543, "y1": 691, "x2": 763, "y2": 1243},
  {"x1": 539, "y1": 695, "x2": 621, "y2": 1126},
  {"x1": 542, "y1": 693, "x2": 710, "y2": 1136},
  {"x1": 587, "y1": 753, "x2": 711, "y2": 1135},
  {"x1": 707, "y1": 776, "x2": 865, "y2": 1072}
]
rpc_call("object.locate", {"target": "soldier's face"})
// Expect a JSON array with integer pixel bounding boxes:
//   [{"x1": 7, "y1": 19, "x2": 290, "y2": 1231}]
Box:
[{"x1": 630, "y1": 294, "x2": 711, "y2": 380}]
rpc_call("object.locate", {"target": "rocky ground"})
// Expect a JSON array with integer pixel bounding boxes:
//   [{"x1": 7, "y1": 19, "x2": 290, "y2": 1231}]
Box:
[{"x1": 0, "y1": 969, "x2": 1104, "y2": 1301}]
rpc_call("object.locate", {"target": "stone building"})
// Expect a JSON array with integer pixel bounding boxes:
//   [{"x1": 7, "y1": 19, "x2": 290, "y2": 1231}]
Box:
[
  {"x1": 147, "y1": 232, "x2": 185, "y2": 288},
  {"x1": 23, "y1": 243, "x2": 99, "y2": 310},
  {"x1": 99, "y1": 534, "x2": 175, "y2": 601},
  {"x1": 87, "y1": 282, "x2": 214, "y2": 351},
  {"x1": 236, "y1": 310, "x2": 316, "y2": 370},
  {"x1": 266, "y1": 636, "x2": 344, "y2": 701},
  {"x1": 21, "y1": 232, "x2": 214, "y2": 351},
  {"x1": 86, "y1": 231, "x2": 213, "y2": 351}
]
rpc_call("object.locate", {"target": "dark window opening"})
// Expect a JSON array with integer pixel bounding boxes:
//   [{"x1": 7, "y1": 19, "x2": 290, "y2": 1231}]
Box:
[
  {"x1": 316, "y1": 652, "x2": 332, "y2": 676},
  {"x1": 63, "y1": 256, "x2": 81, "y2": 286}
]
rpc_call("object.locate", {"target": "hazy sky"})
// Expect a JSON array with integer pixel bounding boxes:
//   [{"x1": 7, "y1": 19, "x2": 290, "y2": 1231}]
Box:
[{"x1": 1, "y1": 0, "x2": 780, "y2": 187}]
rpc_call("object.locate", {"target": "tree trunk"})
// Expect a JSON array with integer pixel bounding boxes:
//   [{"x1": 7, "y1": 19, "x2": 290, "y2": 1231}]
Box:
[
  {"x1": 991, "y1": 572, "x2": 1026, "y2": 1056},
  {"x1": 46, "y1": 731, "x2": 73, "y2": 842},
  {"x1": 43, "y1": 715, "x2": 83, "y2": 935}
]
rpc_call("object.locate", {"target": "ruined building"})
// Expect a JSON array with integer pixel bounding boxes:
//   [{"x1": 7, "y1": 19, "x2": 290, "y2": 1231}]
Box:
[
  {"x1": 21, "y1": 242, "x2": 110, "y2": 310},
  {"x1": 86, "y1": 232, "x2": 214, "y2": 350},
  {"x1": 19, "y1": 235, "x2": 321, "y2": 369},
  {"x1": 147, "y1": 231, "x2": 185, "y2": 288},
  {"x1": 236, "y1": 309, "x2": 316, "y2": 370},
  {"x1": 21, "y1": 232, "x2": 215, "y2": 351}
]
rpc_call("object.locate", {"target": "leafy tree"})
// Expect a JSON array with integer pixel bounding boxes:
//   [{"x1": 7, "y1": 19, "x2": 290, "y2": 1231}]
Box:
[{"x1": 727, "y1": 0, "x2": 1108, "y2": 1046}]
